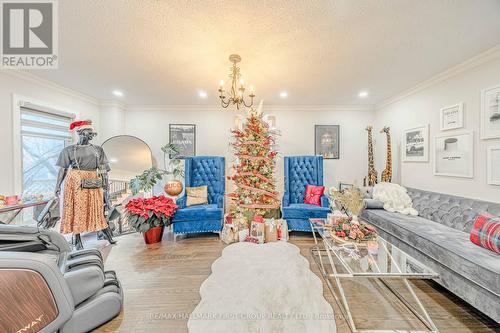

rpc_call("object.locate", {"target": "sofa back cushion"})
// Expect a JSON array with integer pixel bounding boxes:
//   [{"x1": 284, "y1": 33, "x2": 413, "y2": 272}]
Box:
[
  {"x1": 284, "y1": 156, "x2": 324, "y2": 204},
  {"x1": 185, "y1": 156, "x2": 225, "y2": 205},
  {"x1": 407, "y1": 188, "x2": 500, "y2": 233}
]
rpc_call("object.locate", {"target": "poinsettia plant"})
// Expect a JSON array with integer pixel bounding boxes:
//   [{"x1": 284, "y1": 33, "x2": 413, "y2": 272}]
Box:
[{"x1": 125, "y1": 195, "x2": 178, "y2": 233}]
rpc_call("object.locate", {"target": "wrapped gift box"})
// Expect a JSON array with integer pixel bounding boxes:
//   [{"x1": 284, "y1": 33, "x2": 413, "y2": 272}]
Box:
[
  {"x1": 220, "y1": 223, "x2": 239, "y2": 244},
  {"x1": 249, "y1": 216, "x2": 265, "y2": 244},
  {"x1": 264, "y1": 219, "x2": 278, "y2": 243},
  {"x1": 238, "y1": 228, "x2": 249, "y2": 242},
  {"x1": 277, "y1": 219, "x2": 289, "y2": 241}
]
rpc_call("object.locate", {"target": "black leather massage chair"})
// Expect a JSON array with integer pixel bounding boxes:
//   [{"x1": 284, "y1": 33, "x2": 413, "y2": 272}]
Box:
[{"x1": 0, "y1": 200, "x2": 123, "y2": 333}]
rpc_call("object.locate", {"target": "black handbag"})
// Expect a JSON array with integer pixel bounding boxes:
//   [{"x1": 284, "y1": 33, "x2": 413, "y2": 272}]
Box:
[{"x1": 74, "y1": 145, "x2": 103, "y2": 189}]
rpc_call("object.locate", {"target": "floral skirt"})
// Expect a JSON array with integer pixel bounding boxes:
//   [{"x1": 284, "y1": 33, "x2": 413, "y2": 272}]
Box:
[{"x1": 60, "y1": 168, "x2": 107, "y2": 234}]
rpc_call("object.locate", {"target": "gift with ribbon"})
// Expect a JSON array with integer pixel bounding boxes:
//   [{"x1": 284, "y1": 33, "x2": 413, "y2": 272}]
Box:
[
  {"x1": 220, "y1": 223, "x2": 239, "y2": 244},
  {"x1": 246, "y1": 215, "x2": 265, "y2": 244},
  {"x1": 264, "y1": 218, "x2": 278, "y2": 243}
]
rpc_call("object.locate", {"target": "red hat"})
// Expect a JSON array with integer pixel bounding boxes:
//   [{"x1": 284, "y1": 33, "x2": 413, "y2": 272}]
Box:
[{"x1": 70, "y1": 120, "x2": 93, "y2": 132}]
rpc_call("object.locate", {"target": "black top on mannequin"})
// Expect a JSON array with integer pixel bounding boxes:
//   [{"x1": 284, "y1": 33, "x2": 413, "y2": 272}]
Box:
[{"x1": 55, "y1": 128, "x2": 110, "y2": 210}]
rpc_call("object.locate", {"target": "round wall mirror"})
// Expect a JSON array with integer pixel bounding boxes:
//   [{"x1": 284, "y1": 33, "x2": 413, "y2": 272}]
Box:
[{"x1": 102, "y1": 135, "x2": 153, "y2": 181}]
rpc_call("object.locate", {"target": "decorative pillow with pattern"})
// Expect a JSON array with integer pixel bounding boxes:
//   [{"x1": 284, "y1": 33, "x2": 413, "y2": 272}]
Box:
[
  {"x1": 303, "y1": 184, "x2": 325, "y2": 206},
  {"x1": 186, "y1": 186, "x2": 208, "y2": 206},
  {"x1": 470, "y1": 213, "x2": 500, "y2": 254}
]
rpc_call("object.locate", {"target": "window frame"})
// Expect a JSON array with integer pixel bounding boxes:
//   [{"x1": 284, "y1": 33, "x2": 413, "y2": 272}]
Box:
[{"x1": 12, "y1": 94, "x2": 77, "y2": 194}]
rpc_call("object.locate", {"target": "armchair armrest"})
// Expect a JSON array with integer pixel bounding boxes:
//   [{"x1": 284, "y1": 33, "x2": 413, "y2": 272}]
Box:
[
  {"x1": 216, "y1": 194, "x2": 224, "y2": 209},
  {"x1": 320, "y1": 194, "x2": 329, "y2": 208},
  {"x1": 281, "y1": 192, "x2": 290, "y2": 208},
  {"x1": 176, "y1": 195, "x2": 187, "y2": 209}
]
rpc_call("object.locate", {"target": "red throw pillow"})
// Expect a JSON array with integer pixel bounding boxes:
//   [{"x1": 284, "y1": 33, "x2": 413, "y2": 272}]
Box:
[
  {"x1": 303, "y1": 185, "x2": 325, "y2": 206},
  {"x1": 470, "y1": 213, "x2": 500, "y2": 254}
]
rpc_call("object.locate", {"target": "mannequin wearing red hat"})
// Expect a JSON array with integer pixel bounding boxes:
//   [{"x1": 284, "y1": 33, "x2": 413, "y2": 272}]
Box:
[{"x1": 55, "y1": 120, "x2": 116, "y2": 250}]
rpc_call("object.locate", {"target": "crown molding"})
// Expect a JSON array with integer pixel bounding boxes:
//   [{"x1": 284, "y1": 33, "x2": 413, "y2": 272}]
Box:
[
  {"x1": 0, "y1": 70, "x2": 99, "y2": 105},
  {"x1": 99, "y1": 99, "x2": 127, "y2": 109},
  {"x1": 375, "y1": 44, "x2": 500, "y2": 110},
  {"x1": 125, "y1": 104, "x2": 374, "y2": 112}
]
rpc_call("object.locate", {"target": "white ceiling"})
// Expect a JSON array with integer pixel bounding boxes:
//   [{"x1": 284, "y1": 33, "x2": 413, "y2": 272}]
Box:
[{"x1": 31, "y1": 0, "x2": 500, "y2": 106}]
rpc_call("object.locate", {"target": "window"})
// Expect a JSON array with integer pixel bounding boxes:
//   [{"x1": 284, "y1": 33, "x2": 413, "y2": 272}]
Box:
[{"x1": 21, "y1": 107, "x2": 73, "y2": 197}]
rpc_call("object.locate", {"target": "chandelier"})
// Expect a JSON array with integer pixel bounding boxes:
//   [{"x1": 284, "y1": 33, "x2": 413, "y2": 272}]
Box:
[{"x1": 218, "y1": 54, "x2": 255, "y2": 110}]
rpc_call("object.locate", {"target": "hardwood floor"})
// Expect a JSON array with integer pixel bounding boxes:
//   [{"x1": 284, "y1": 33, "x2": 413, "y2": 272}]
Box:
[{"x1": 93, "y1": 231, "x2": 499, "y2": 333}]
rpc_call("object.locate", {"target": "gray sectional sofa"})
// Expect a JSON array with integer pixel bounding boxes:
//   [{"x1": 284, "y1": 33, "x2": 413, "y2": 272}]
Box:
[{"x1": 361, "y1": 187, "x2": 500, "y2": 323}]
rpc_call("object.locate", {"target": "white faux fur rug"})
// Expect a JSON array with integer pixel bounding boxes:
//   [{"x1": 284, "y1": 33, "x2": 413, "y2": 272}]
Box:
[{"x1": 188, "y1": 241, "x2": 336, "y2": 333}]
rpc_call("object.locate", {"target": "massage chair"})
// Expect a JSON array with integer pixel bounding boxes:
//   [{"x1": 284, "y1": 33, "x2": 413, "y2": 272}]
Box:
[{"x1": 0, "y1": 199, "x2": 123, "y2": 333}]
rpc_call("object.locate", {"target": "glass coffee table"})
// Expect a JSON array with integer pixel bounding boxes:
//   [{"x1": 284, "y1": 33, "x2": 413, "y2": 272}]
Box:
[{"x1": 309, "y1": 218, "x2": 440, "y2": 333}]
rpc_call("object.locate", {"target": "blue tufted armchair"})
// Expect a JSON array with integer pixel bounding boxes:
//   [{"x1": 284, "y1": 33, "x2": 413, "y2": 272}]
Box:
[
  {"x1": 281, "y1": 156, "x2": 330, "y2": 232},
  {"x1": 172, "y1": 156, "x2": 225, "y2": 237}
]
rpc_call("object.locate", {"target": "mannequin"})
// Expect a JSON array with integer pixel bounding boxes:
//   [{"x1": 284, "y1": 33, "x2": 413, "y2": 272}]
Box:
[{"x1": 55, "y1": 120, "x2": 116, "y2": 250}]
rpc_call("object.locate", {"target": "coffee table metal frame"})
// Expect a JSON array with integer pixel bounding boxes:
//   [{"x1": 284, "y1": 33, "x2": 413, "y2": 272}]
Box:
[{"x1": 309, "y1": 219, "x2": 440, "y2": 333}]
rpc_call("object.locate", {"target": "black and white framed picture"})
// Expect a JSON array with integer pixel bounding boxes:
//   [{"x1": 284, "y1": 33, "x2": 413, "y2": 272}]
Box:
[
  {"x1": 169, "y1": 124, "x2": 196, "y2": 158},
  {"x1": 315, "y1": 125, "x2": 340, "y2": 159},
  {"x1": 434, "y1": 131, "x2": 473, "y2": 178},
  {"x1": 481, "y1": 85, "x2": 500, "y2": 139},
  {"x1": 487, "y1": 145, "x2": 500, "y2": 185},
  {"x1": 440, "y1": 103, "x2": 464, "y2": 131},
  {"x1": 402, "y1": 125, "x2": 429, "y2": 162}
]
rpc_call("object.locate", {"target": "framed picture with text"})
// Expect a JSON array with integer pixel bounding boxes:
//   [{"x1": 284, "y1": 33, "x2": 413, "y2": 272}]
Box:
[
  {"x1": 434, "y1": 131, "x2": 473, "y2": 178},
  {"x1": 402, "y1": 125, "x2": 429, "y2": 162},
  {"x1": 440, "y1": 103, "x2": 464, "y2": 131},
  {"x1": 169, "y1": 124, "x2": 196, "y2": 158}
]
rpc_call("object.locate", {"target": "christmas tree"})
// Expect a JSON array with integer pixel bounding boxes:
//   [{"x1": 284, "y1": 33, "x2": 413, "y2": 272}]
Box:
[{"x1": 228, "y1": 108, "x2": 280, "y2": 219}]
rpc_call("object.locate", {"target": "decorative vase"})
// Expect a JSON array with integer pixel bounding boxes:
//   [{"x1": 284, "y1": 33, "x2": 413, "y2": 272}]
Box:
[
  {"x1": 164, "y1": 180, "x2": 183, "y2": 196},
  {"x1": 143, "y1": 225, "x2": 165, "y2": 244}
]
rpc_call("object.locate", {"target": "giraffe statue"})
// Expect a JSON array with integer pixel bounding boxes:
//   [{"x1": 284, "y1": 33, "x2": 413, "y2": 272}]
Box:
[
  {"x1": 363, "y1": 125, "x2": 378, "y2": 187},
  {"x1": 380, "y1": 126, "x2": 392, "y2": 183}
]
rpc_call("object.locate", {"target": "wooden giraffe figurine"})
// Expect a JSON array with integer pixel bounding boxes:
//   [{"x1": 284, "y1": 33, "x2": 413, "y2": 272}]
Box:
[
  {"x1": 363, "y1": 125, "x2": 378, "y2": 187},
  {"x1": 380, "y1": 126, "x2": 392, "y2": 183}
]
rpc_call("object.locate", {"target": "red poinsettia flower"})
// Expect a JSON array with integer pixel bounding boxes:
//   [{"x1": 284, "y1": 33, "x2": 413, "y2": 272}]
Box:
[{"x1": 125, "y1": 195, "x2": 178, "y2": 220}]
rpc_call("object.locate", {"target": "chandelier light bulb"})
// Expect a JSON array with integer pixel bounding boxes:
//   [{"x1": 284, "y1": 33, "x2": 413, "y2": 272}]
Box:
[{"x1": 219, "y1": 80, "x2": 224, "y2": 87}]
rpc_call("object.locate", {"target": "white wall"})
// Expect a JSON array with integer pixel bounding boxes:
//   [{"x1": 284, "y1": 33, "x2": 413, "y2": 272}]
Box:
[
  {"x1": 0, "y1": 71, "x2": 100, "y2": 194},
  {"x1": 374, "y1": 55, "x2": 500, "y2": 202},
  {"x1": 124, "y1": 106, "x2": 374, "y2": 196}
]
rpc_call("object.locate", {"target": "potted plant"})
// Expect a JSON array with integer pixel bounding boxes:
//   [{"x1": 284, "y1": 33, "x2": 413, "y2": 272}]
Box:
[
  {"x1": 161, "y1": 143, "x2": 185, "y2": 196},
  {"x1": 125, "y1": 195, "x2": 178, "y2": 244},
  {"x1": 129, "y1": 143, "x2": 184, "y2": 196}
]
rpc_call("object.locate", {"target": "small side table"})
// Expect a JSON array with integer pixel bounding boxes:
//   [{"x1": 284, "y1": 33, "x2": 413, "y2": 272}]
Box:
[{"x1": 0, "y1": 200, "x2": 49, "y2": 224}]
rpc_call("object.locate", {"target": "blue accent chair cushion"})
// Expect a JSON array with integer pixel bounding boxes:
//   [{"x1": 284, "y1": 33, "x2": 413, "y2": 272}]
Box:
[
  {"x1": 172, "y1": 156, "x2": 225, "y2": 235},
  {"x1": 281, "y1": 156, "x2": 329, "y2": 231}
]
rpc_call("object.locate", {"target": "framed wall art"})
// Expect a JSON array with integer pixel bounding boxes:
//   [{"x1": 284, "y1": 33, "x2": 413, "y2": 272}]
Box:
[
  {"x1": 440, "y1": 103, "x2": 464, "y2": 131},
  {"x1": 433, "y1": 131, "x2": 473, "y2": 178},
  {"x1": 402, "y1": 125, "x2": 429, "y2": 162},
  {"x1": 481, "y1": 85, "x2": 500, "y2": 139},
  {"x1": 169, "y1": 124, "x2": 196, "y2": 158},
  {"x1": 315, "y1": 125, "x2": 340, "y2": 159},
  {"x1": 487, "y1": 145, "x2": 500, "y2": 185}
]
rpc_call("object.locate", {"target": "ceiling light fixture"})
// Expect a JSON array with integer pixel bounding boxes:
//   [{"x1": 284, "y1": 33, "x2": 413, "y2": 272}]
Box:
[
  {"x1": 218, "y1": 54, "x2": 255, "y2": 110},
  {"x1": 112, "y1": 90, "x2": 124, "y2": 97},
  {"x1": 279, "y1": 91, "x2": 288, "y2": 99},
  {"x1": 358, "y1": 90, "x2": 369, "y2": 98},
  {"x1": 198, "y1": 90, "x2": 208, "y2": 98}
]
